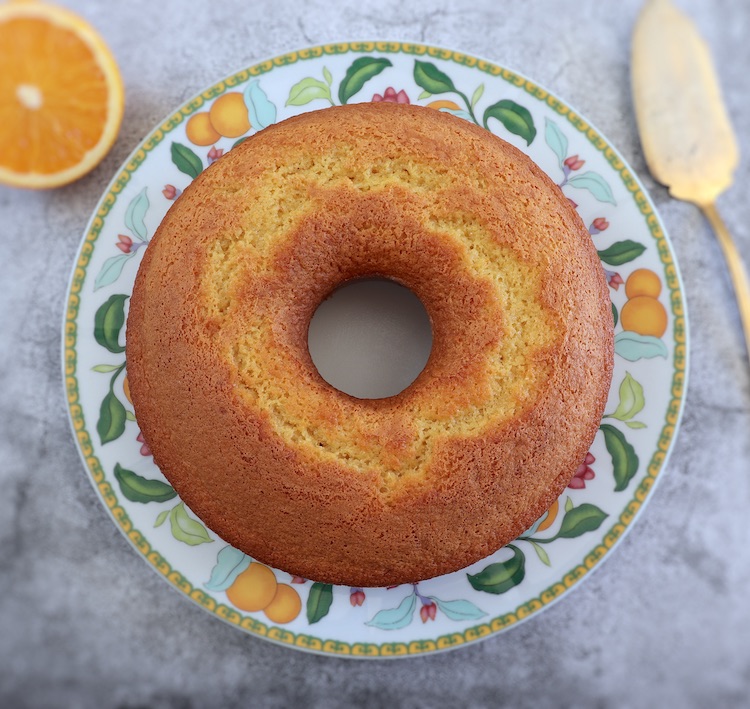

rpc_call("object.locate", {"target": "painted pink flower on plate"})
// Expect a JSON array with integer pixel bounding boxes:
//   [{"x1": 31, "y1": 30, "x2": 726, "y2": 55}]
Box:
[{"x1": 372, "y1": 87, "x2": 410, "y2": 104}]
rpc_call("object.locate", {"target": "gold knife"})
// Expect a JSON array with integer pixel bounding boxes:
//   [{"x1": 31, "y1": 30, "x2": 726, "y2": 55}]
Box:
[{"x1": 632, "y1": 0, "x2": 750, "y2": 358}]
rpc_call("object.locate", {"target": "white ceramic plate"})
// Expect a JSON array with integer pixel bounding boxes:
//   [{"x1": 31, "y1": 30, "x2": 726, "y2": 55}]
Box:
[{"x1": 63, "y1": 42, "x2": 688, "y2": 658}]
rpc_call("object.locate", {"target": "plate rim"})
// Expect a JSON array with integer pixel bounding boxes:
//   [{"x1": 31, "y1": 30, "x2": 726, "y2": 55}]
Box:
[{"x1": 61, "y1": 39, "x2": 689, "y2": 659}]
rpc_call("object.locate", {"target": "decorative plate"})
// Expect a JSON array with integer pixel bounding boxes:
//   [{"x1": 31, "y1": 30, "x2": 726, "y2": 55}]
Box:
[{"x1": 63, "y1": 42, "x2": 688, "y2": 658}]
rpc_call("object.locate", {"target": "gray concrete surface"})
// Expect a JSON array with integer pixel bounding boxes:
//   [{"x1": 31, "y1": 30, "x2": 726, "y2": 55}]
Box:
[{"x1": 1, "y1": 1, "x2": 749, "y2": 707}]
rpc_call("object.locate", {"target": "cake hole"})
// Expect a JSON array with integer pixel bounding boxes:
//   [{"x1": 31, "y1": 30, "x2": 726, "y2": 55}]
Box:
[{"x1": 308, "y1": 278, "x2": 432, "y2": 399}]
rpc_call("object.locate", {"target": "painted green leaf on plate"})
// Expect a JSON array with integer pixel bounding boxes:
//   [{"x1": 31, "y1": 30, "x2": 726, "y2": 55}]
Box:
[
  {"x1": 483, "y1": 100, "x2": 536, "y2": 145},
  {"x1": 600, "y1": 423, "x2": 639, "y2": 491},
  {"x1": 338, "y1": 57, "x2": 392, "y2": 104},
  {"x1": 614, "y1": 331, "x2": 668, "y2": 361},
  {"x1": 114, "y1": 463, "x2": 176, "y2": 503},
  {"x1": 205, "y1": 545, "x2": 252, "y2": 591},
  {"x1": 545, "y1": 118, "x2": 568, "y2": 170},
  {"x1": 609, "y1": 371, "x2": 646, "y2": 422},
  {"x1": 439, "y1": 107, "x2": 473, "y2": 122},
  {"x1": 470, "y1": 83, "x2": 485, "y2": 108},
  {"x1": 94, "y1": 253, "x2": 133, "y2": 291},
  {"x1": 597, "y1": 240, "x2": 646, "y2": 266},
  {"x1": 467, "y1": 544, "x2": 525, "y2": 594},
  {"x1": 556, "y1": 503, "x2": 608, "y2": 538},
  {"x1": 97, "y1": 389, "x2": 126, "y2": 444},
  {"x1": 529, "y1": 540, "x2": 551, "y2": 566},
  {"x1": 413, "y1": 60, "x2": 456, "y2": 95},
  {"x1": 124, "y1": 187, "x2": 149, "y2": 241},
  {"x1": 94, "y1": 294, "x2": 128, "y2": 353},
  {"x1": 366, "y1": 591, "x2": 417, "y2": 630},
  {"x1": 169, "y1": 502, "x2": 213, "y2": 546},
  {"x1": 243, "y1": 79, "x2": 276, "y2": 130},
  {"x1": 307, "y1": 582, "x2": 334, "y2": 624},
  {"x1": 286, "y1": 77, "x2": 331, "y2": 106},
  {"x1": 430, "y1": 597, "x2": 486, "y2": 621},
  {"x1": 567, "y1": 171, "x2": 617, "y2": 205},
  {"x1": 322, "y1": 66, "x2": 333, "y2": 86},
  {"x1": 612, "y1": 301, "x2": 619, "y2": 328},
  {"x1": 154, "y1": 509, "x2": 169, "y2": 528},
  {"x1": 171, "y1": 142, "x2": 203, "y2": 179},
  {"x1": 92, "y1": 364, "x2": 121, "y2": 373}
]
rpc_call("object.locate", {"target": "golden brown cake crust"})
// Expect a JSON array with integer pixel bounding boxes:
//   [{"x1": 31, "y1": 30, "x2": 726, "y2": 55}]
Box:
[{"x1": 126, "y1": 103, "x2": 614, "y2": 587}]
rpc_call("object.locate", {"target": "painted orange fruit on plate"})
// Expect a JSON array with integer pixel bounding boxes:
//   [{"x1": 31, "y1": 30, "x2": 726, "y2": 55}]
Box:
[
  {"x1": 185, "y1": 112, "x2": 221, "y2": 146},
  {"x1": 209, "y1": 92, "x2": 251, "y2": 138},
  {"x1": 264, "y1": 583, "x2": 302, "y2": 624},
  {"x1": 225, "y1": 562, "x2": 278, "y2": 612},
  {"x1": 0, "y1": 1, "x2": 125, "y2": 189},
  {"x1": 621, "y1": 295, "x2": 668, "y2": 338},
  {"x1": 625, "y1": 268, "x2": 662, "y2": 299}
]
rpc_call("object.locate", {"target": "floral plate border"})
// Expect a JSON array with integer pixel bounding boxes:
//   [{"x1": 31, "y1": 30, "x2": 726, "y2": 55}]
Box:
[{"x1": 63, "y1": 41, "x2": 688, "y2": 658}]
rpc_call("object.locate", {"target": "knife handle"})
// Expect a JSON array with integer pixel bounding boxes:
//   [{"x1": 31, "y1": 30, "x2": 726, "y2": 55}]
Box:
[{"x1": 702, "y1": 202, "x2": 750, "y2": 359}]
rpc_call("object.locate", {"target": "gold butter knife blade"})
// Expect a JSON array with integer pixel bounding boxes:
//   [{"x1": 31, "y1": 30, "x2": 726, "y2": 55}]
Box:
[
  {"x1": 632, "y1": 0, "x2": 750, "y2": 359},
  {"x1": 632, "y1": 0, "x2": 739, "y2": 205}
]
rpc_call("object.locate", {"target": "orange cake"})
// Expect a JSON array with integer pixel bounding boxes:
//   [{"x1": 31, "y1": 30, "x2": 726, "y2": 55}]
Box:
[{"x1": 126, "y1": 103, "x2": 614, "y2": 587}]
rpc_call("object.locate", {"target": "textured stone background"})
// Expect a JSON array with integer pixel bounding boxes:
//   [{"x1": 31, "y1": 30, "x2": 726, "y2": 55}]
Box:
[{"x1": 1, "y1": 1, "x2": 749, "y2": 707}]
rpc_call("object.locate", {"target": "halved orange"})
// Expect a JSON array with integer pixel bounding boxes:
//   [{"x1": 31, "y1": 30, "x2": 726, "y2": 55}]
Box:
[{"x1": 0, "y1": 1, "x2": 125, "y2": 189}]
